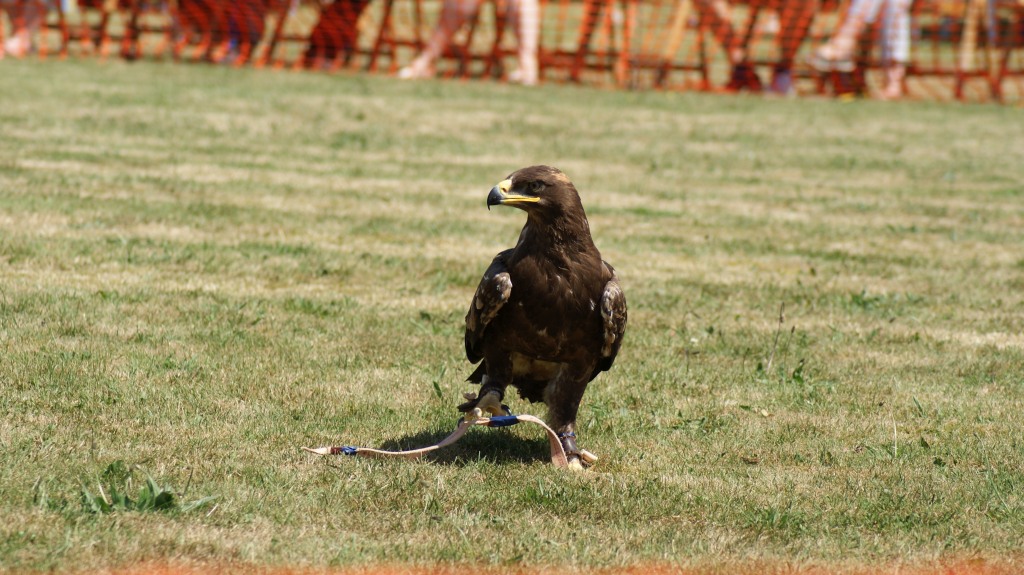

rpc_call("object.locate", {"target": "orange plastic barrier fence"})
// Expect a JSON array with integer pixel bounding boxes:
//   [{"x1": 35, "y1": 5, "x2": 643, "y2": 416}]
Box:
[{"x1": 1, "y1": 0, "x2": 1021, "y2": 102}]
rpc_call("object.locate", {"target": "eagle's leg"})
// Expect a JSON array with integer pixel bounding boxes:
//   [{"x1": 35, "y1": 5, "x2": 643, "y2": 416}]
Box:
[
  {"x1": 457, "y1": 375, "x2": 509, "y2": 417},
  {"x1": 545, "y1": 373, "x2": 596, "y2": 470}
]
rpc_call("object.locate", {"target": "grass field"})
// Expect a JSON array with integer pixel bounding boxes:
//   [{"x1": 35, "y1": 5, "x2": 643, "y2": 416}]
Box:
[{"x1": 1, "y1": 58, "x2": 1023, "y2": 574}]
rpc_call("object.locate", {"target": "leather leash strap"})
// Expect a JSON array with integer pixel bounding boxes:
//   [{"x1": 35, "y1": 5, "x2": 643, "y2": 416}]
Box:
[{"x1": 303, "y1": 413, "x2": 572, "y2": 468}]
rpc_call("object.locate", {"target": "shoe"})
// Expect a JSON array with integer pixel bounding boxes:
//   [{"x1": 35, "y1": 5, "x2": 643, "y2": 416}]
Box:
[
  {"x1": 768, "y1": 66, "x2": 794, "y2": 96},
  {"x1": 808, "y1": 47, "x2": 854, "y2": 73},
  {"x1": 398, "y1": 66, "x2": 430, "y2": 80},
  {"x1": 877, "y1": 63, "x2": 906, "y2": 100},
  {"x1": 877, "y1": 85, "x2": 903, "y2": 100},
  {"x1": 508, "y1": 61, "x2": 538, "y2": 86},
  {"x1": 724, "y1": 63, "x2": 762, "y2": 92},
  {"x1": 831, "y1": 71, "x2": 863, "y2": 98},
  {"x1": 3, "y1": 34, "x2": 32, "y2": 58},
  {"x1": 397, "y1": 60, "x2": 435, "y2": 80}
]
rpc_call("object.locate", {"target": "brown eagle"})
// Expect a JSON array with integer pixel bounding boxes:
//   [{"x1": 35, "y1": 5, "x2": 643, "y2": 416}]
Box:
[{"x1": 460, "y1": 165, "x2": 627, "y2": 469}]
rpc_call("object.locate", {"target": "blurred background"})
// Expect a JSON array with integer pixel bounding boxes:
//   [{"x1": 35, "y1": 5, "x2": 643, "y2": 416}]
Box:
[{"x1": 2, "y1": 0, "x2": 1022, "y2": 103}]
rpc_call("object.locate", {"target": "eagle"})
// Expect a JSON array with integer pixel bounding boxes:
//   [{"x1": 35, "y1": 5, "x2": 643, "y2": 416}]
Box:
[{"x1": 460, "y1": 165, "x2": 627, "y2": 469}]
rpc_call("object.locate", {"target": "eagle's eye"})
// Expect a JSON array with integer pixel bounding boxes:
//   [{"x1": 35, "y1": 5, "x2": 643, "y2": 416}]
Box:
[{"x1": 528, "y1": 181, "x2": 545, "y2": 195}]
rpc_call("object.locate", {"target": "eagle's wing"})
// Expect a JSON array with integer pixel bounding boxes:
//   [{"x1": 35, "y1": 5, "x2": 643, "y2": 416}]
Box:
[
  {"x1": 465, "y1": 250, "x2": 513, "y2": 364},
  {"x1": 597, "y1": 262, "x2": 627, "y2": 374}
]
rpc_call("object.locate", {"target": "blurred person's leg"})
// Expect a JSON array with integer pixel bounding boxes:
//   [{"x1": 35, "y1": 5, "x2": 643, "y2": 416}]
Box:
[
  {"x1": 0, "y1": 0, "x2": 10, "y2": 58},
  {"x1": 768, "y1": 0, "x2": 817, "y2": 94},
  {"x1": 507, "y1": 0, "x2": 539, "y2": 85},
  {"x1": 810, "y1": 0, "x2": 883, "y2": 71},
  {"x1": 691, "y1": 0, "x2": 764, "y2": 91},
  {"x1": 2, "y1": 0, "x2": 41, "y2": 57},
  {"x1": 878, "y1": 0, "x2": 911, "y2": 98},
  {"x1": 399, "y1": 0, "x2": 482, "y2": 78},
  {"x1": 694, "y1": 0, "x2": 743, "y2": 63}
]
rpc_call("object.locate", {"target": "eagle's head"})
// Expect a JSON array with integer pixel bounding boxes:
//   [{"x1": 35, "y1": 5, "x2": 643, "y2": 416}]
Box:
[{"x1": 486, "y1": 165, "x2": 583, "y2": 218}]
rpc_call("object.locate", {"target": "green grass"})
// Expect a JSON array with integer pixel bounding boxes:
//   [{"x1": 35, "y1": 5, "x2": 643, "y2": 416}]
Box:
[{"x1": 1, "y1": 57, "x2": 1023, "y2": 573}]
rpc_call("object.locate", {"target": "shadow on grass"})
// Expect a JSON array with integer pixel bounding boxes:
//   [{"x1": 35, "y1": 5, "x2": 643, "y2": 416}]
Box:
[{"x1": 378, "y1": 426, "x2": 551, "y2": 466}]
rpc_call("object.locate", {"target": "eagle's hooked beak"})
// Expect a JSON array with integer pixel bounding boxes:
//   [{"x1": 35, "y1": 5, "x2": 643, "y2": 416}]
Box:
[{"x1": 487, "y1": 178, "x2": 539, "y2": 210}]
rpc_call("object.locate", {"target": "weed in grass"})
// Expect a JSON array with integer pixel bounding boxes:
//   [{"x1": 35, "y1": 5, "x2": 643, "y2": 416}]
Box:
[{"x1": 33, "y1": 461, "x2": 217, "y2": 517}]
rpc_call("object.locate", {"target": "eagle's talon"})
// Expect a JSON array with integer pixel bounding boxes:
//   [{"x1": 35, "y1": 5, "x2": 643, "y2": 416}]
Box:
[
  {"x1": 459, "y1": 389, "x2": 506, "y2": 417},
  {"x1": 457, "y1": 392, "x2": 479, "y2": 414},
  {"x1": 475, "y1": 390, "x2": 506, "y2": 416},
  {"x1": 462, "y1": 407, "x2": 488, "y2": 423},
  {"x1": 559, "y1": 432, "x2": 596, "y2": 469},
  {"x1": 578, "y1": 449, "x2": 599, "y2": 465}
]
